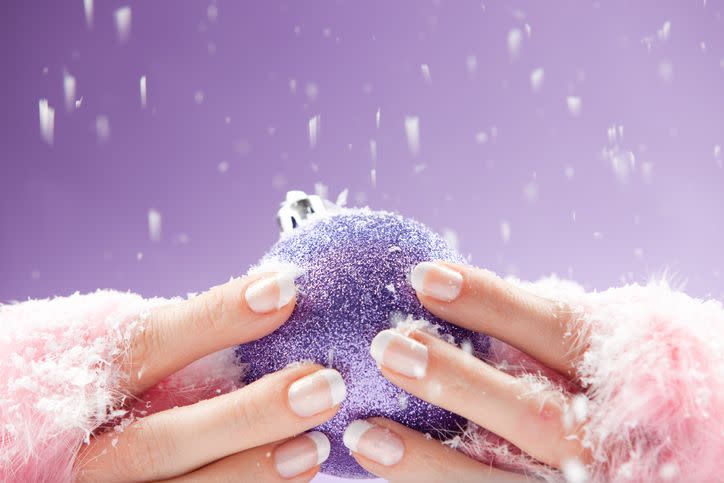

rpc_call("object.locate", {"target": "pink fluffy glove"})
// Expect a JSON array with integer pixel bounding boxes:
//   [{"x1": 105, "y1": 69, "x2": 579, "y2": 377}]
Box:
[
  {"x1": 1, "y1": 280, "x2": 723, "y2": 482},
  {"x1": 462, "y1": 278, "x2": 724, "y2": 482},
  {"x1": 0, "y1": 291, "x2": 240, "y2": 483}
]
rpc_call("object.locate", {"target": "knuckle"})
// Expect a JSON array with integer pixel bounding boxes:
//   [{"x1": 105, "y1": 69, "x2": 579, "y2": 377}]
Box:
[
  {"x1": 229, "y1": 389, "x2": 269, "y2": 434},
  {"x1": 114, "y1": 419, "x2": 172, "y2": 481},
  {"x1": 193, "y1": 287, "x2": 229, "y2": 333}
]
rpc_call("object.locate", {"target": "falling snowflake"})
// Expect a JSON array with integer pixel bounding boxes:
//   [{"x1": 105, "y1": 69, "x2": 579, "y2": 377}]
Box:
[
  {"x1": 500, "y1": 221, "x2": 511, "y2": 243},
  {"x1": 148, "y1": 209, "x2": 162, "y2": 242},
  {"x1": 530, "y1": 67, "x2": 544, "y2": 92},
  {"x1": 566, "y1": 96, "x2": 582, "y2": 116},
  {"x1": 404, "y1": 116, "x2": 420, "y2": 155},
  {"x1": 308, "y1": 115, "x2": 320, "y2": 148},
  {"x1": 139, "y1": 75, "x2": 147, "y2": 108},
  {"x1": 95, "y1": 115, "x2": 110, "y2": 143},
  {"x1": 114, "y1": 6, "x2": 132, "y2": 43},
  {"x1": 38, "y1": 99, "x2": 55, "y2": 145},
  {"x1": 507, "y1": 28, "x2": 523, "y2": 58},
  {"x1": 466, "y1": 55, "x2": 478, "y2": 73},
  {"x1": 420, "y1": 64, "x2": 431, "y2": 82},
  {"x1": 63, "y1": 72, "x2": 76, "y2": 111}
]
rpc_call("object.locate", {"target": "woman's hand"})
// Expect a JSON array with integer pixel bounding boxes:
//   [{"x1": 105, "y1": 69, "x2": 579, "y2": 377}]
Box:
[
  {"x1": 73, "y1": 272, "x2": 346, "y2": 483},
  {"x1": 346, "y1": 261, "x2": 590, "y2": 482}
]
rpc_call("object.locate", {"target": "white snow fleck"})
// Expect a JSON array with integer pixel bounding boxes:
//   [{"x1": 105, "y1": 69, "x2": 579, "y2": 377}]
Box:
[
  {"x1": 413, "y1": 164, "x2": 426, "y2": 174},
  {"x1": 530, "y1": 67, "x2": 544, "y2": 92},
  {"x1": 38, "y1": 99, "x2": 55, "y2": 145},
  {"x1": 566, "y1": 96, "x2": 582, "y2": 116},
  {"x1": 466, "y1": 55, "x2": 478, "y2": 73},
  {"x1": 461, "y1": 339, "x2": 473, "y2": 355},
  {"x1": 217, "y1": 161, "x2": 229, "y2": 173},
  {"x1": 136, "y1": 251, "x2": 143, "y2": 261},
  {"x1": 404, "y1": 116, "x2": 420, "y2": 156},
  {"x1": 305, "y1": 82, "x2": 319, "y2": 101},
  {"x1": 194, "y1": 90, "x2": 205, "y2": 104},
  {"x1": 714, "y1": 145, "x2": 721, "y2": 158},
  {"x1": 140, "y1": 75, "x2": 147, "y2": 108},
  {"x1": 657, "y1": 20, "x2": 672, "y2": 41},
  {"x1": 659, "y1": 463, "x2": 678, "y2": 480},
  {"x1": 564, "y1": 166, "x2": 575, "y2": 179},
  {"x1": 63, "y1": 71, "x2": 76, "y2": 111},
  {"x1": 641, "y1": 161, "x2": 654, "y2": 183},
  {"x1": 289, "y1": 79, "x2": 297, "y2": 95},
  {"x1": 523, "y1": 181, "x2": 539, "y2": 202},
  {"x1": 634, "y1": 247, "x2": 644, "y2": 258},
  {"x1": 207, "y1": 4, "x2": 219, "y2": 22},
  {"x1": 420, "y1": 64, "x2": 431, "y2": 82},
  {"x1": 593, "y1": 231, "x2": 603, "y2": 240},
  {"x1": 500, "y1": 221, "x2": 511, "y2": 243},
  {"x1": 658, "y1": 61, "x2": 673, "y2": 82},
  {"x1": 308, "y1": 115, "x2": 320, "y2": 148},
  {"x1": 314, "y1": 182, "x2": 328, "y2": 200},
  {"x1": 385, "y1": 283, "x2": 396, "y2": 293},
  {"x1": 335, "y1": 189, "x2": 348, "y2": 207},
  {"x1": 442, "y1": 228, "x2": 459, "y2": 251},
  {"x1": 475, "y1": 131, "x2": 488, "y2": 144},
  {"x1": 370, "y1": 169, "x2": 377, "y2": 187},
  {"x1": 95, "y1": 115, "x2": 110, "y2": 143},
  {"x1": 507, "y1": 28, "x2": 523, "y2": 59},
  {"x1": 524, "y1": 23, "x2": 532, "y2": 37},
  {"x1": 562, "y1": 458, "x2": 588, "y2": 483},
  {"x1": 375, "y1": 107, "x2": 381, "y2": 128},
  {"x1": 272, "y1": 174, "x2": 286, "y2": 189},
  {"x1": 148, "y1": 209, "x2": 162, "y2": 242},
  {"x1": 84, "y1": 0, "x2": 93, "y2": 28},
  {"x1": 369, "y1": 139, "x2": 377, "y2": 161},
  {"x1": 114, "y1": 6, "x2": 132, "y2": 43},
  {"x1": 571, "y1": 395, "x2": 588, "y2": 422}
]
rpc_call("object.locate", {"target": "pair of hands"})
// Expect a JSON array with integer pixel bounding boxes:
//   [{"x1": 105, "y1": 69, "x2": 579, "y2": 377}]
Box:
[{"x1": 74, "y1": 261, "x2": 590, "y2": 482}]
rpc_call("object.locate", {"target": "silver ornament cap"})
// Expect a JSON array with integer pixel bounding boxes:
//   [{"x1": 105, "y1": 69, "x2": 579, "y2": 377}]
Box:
[{"x1": 277, "y1": 190, "x2": 329, "y2": 233}]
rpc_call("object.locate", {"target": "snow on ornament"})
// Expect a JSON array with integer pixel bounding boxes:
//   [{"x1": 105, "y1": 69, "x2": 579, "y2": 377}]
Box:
[{"x1": 237, "y1": 191, "x2": 489, "y2": 478}]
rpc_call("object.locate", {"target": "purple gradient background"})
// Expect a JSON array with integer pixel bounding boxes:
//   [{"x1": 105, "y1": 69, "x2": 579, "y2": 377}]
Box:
[{"x1": 1, "y1": 1, "x2": 723, "y2": 480}]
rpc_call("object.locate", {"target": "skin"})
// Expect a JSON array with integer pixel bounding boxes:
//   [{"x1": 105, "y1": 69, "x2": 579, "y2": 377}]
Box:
[
  {"x1": 352, "y1": 261, "x2": 593, "y2": 481},
  {"x1": 73, "y1": 273, "x2": 336, "y2": 483},
  {"x1": 72, "y1": 263, "x2": 590, "y2": 481}
]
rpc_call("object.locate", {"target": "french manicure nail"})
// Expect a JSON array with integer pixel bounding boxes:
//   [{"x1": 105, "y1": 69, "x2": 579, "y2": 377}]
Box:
[
  {"x1": 343, "y1": 420, "x2": 404, "y2": 467},
  {"x1": 288, "y1": 369, "x2": 347, "y2": 417},
  {"x1": 370, "y1": 330, "x2": 428, "y2": 379},
  {"x1": 274, "y1": 431, "x2": 330, "y2": 478},
  {"x1": 410, "y1": 261, "x2": 463, "y2": 302},
  {"x1": 245, "y1": 272, "x2": 296, "y2": 314}
]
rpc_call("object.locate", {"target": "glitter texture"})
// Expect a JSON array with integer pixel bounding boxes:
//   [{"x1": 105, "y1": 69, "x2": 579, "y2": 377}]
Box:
[{"x1": 237, "y1": 208, "x2": 489, "y2": 478}]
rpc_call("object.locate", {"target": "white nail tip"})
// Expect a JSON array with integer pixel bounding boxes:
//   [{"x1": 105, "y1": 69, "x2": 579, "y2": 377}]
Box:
[
  {"x1": 245, "y1": 273, "x2": 296, "y2": 314},
  {"x1": 276, "y1": 272, "x2": 296, "y2": 308},
  {"x1": 343, "y1": 420, "x2": 374, "y2": 452},
  {"x1": 410, "y1": 262, "x2": 430, "y2": 293},
  {"x1": 369, "y1": 330, "x2": 395, "y2": 365},
  {"x1": 320, "y1": 368, "x2": 347, "y2": 405},
  {"x1": 306, "y1": 431, "x2": 331, "y2": 465}
]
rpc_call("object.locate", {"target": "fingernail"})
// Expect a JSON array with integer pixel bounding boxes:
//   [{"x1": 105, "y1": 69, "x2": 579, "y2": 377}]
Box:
[
  {"x1": 288, "y1": 368, "x2": 346, "y2": 417},
  {"x1": 274, "y1": 431, "x2": 330, "y2": 478},
  {"x1": 343, "y1": 420, "x2": 404, "y2": 466},
  {"x1": 245, "y1": 272, "x2": 296, "y2": 314},
  {"x1": 410, "y1": 261, "x2": 463, "y2": 302},
  {"x1": 370, "y1": 330, "x2": 428, "y2": 379}
]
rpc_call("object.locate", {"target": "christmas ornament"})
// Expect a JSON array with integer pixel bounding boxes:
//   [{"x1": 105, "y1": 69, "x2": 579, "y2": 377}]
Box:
[{"x1": 237, "y1": 191, "x2": 489, "y2": 478}]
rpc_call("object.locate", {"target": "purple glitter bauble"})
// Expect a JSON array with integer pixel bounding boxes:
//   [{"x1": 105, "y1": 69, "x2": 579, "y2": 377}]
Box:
[{"x1": 237, "y1": 208, "x2": 489, "y2": 478}]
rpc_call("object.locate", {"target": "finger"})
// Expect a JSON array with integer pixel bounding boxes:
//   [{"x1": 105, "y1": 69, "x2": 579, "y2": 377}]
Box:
[
  {"x1": 370, "y1": 329, "x2": 590, "y2": 469},
  {"x1": 410, "y1": 261, "x2": 582, "y2": 375},
  {"x1": 74, "y1": 364, "x2": 346, "y2": 483},
  {"x1": 125, "y1": 271, "x2": 297, "y2": 394},
  {"x1": 342, "y1": 418, "x2": 527, "y2": 482},
  {"x1": 164, "y1": 432, "x2": 329, "y2": 483}
]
